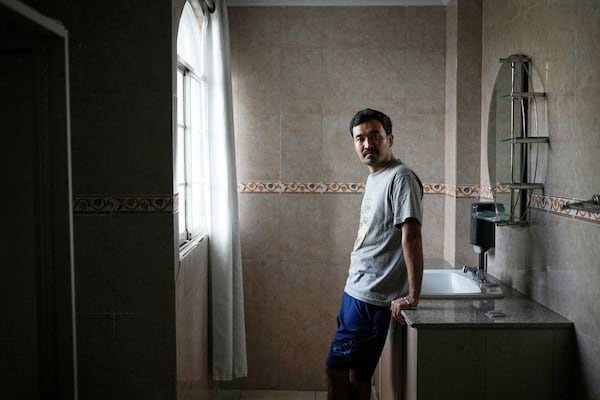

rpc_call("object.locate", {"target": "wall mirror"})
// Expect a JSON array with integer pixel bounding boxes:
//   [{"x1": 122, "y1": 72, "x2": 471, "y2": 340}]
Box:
[{"x1": 485, "y1": 54, "x2": 548, "y2": 225}]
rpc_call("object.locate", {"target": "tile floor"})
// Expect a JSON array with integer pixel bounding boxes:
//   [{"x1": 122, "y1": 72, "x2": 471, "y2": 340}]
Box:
[{"x1": 214, "y1": 390, "x2": 327, "y2": 400}]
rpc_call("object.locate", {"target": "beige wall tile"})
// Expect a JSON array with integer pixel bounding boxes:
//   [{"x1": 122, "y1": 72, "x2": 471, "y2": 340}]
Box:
[
  {"x1": 364, "y1": 48, "x2": 407, "y2": 115},
  {"x1": 406, "y1": 6, "x2": 446, "y2": 49},
  {"x1": 320, "y1": 194, "x2": 362, "y2": 265},
  {"x1": 279, "y1": 194, "x2": 323, "y2": 262},
  {"x1": 363, "y1": 7, "x2": 408, "y2": 47},
  {"x1": 320, "y1": 7, "x2": 369, "y2": 48},
  {"x1": 229, "y1": 7, "x2": 281, "y2": 49},
  {"x1": 280, "y1": 7, "x2": 323, "y2": 48},
  {"x1": 321, "y1": 114, "x2": 366, "y2": 182},
  {"x1": 278, "y1": 260, "x2": 327, "y2": 388},
  {"x1": 422, "y1": 195, "x2": 445, "y2": 259},
  {"x1": 239, "y1": 193, "x2": 281, "y2": 261},
  {"x1": 281, "y1": 113, "x2": 322, "y2": 182},
  {"x1": 280, "y1": 47, "x2": 323, "y2": 114},
  {"x1": 402, "y1": 114, "x2": 445, "y2": 183},
  {"x1": 235, "y1": 46, "x2": 281, "y2": 116},
  {"x1": 236, "y1": 112, "x2": 281, "y2": 181},
  {"x1": 321, "y1": 48, "x2": 367, "y2": 114}
]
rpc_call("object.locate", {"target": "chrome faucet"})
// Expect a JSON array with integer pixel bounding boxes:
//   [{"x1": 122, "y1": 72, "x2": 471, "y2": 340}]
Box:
[
  {"x1": 462, "y1": 265, "x2": 478, "y2": 275},
  {"x1": 462, "y1": 265, "x2": 487, "y2": 286}
]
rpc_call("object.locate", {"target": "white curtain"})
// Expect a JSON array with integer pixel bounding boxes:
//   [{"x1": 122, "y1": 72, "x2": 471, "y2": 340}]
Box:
[{"x1": 204, "y1": 0, "x2": 247, "y2": 381}]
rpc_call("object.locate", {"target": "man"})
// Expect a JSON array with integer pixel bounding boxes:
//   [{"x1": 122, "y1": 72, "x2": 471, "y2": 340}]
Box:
[{"x1": 326, "y1": 108, "x2": 424, "y2": 400}]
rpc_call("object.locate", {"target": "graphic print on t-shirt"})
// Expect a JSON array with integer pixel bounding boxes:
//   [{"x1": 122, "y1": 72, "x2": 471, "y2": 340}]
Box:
[{"x1": 355, "y1": 194, "x2": 372, "y2": 248}]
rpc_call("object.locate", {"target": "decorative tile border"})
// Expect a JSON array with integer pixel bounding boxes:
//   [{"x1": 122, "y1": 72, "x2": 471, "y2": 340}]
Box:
[
  {"x1": 239, "y1": 181, "x2": 512, "y2": 198},
  {"x1": 424, "y1": 183, "x2": 483, "y2": 198},
  {"x1": 237, "y1": 181, "x2": 365, "y2": 194},
  {"x1": 530, "y1": 193, "x2": 600, "y2": 224},
  {"x1": 69, "y1": 186, "x2": 599, "y2": 224},
  {"x1": 445, "y1": 184, "x2": 480, "y2": 198},
  {"x1": 238, "y1": 181, "x2": 479, "y2": 197},
  {"x1": 237, "y1": 180, "x2": 600, "y2": 224},
  {"x1": 423, "y1": 183, "x2": 445, "y2": 195},
  {"x1": 479, "y1": 184, "x2": 511, "y2": 200},
  {"x1": 73, "y1": 194, "x2": 176, "y2": 214}
]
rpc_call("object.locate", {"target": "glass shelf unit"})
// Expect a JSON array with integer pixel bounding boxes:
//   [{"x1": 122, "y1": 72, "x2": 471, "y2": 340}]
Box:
[{"x1": 494, "y1": 54, "x2": 549, "y2": 226}]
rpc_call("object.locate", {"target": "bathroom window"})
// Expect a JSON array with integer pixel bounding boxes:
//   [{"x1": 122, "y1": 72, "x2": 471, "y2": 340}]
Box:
[{"x1": 177, "y1": 2, "x2": 209, "y2": 244}]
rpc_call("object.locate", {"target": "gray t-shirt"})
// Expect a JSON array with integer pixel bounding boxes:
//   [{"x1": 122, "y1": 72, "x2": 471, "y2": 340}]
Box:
[{"x1": 344, "y1": 159, "x2": 423, "y2": 307}]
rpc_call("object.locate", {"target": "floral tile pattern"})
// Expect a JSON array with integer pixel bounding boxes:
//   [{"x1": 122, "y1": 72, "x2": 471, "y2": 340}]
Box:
[
  {"x1": 237, "y1": 181, "x2": 600, "y2": 224},
  {"x1": 73, "y1": 194, "x2": 175, "y2": 214},
  {"x1": 530, "y1": 192, "x2": 600, "y2": 224},
  {"x1": 237, "y1": 181, "x2": 365, "y2": 194},
  {"x1": 241, "y1": 181, "x2": 486, "y2": 198},
  {"x1": 70, "y1": 186, "x2": 598, "y2": 224}
]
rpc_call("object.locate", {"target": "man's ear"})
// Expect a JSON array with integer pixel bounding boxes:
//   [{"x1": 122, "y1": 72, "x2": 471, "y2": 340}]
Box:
[{"x1": 387, "y1": 134, "x2": 394, "y2": 146}]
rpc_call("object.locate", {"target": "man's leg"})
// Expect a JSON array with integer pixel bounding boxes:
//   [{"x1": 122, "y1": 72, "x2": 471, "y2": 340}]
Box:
[
  {"x1": 327, "y1": 367, "x2": 372, "y2": 400},
  {"x1": 349, "y1": 370, "x2": 372, "y2": 400},
  {"x1": 326, "y1": 367, "x2": 350, "y2": 400}
]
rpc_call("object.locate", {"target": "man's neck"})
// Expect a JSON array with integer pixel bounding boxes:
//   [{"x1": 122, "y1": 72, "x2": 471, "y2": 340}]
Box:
[{"x1": 368, "y1": 158, "x2": 397, "y2": 174}]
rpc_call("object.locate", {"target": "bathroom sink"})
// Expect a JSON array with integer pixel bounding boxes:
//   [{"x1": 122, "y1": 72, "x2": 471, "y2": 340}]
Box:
[{"x1": 420, "y1": 269, "x2": 504, "y2": 299}]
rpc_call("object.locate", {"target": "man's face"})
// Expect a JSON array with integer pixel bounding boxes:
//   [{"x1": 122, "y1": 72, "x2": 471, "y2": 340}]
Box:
[{"x1": 351, "y1": 119, "x2": 394, "y2": 172}]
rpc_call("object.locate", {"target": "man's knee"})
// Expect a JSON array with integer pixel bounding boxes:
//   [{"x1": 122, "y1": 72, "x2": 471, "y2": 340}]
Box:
[
  {"x1": 349, "y1": 370, "x2": 372, "y2": 400},
  {"x1": 327, "y1": 366, "x2": 349, "y2": 383},
  {"x1": 326, "y1": 367, "x2": 350, "y2": 400},
  {"x1": 348, "y1": 369, "x2": 371, "y2": 387}
]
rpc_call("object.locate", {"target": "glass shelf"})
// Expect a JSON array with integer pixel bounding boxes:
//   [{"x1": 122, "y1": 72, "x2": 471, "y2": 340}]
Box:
[
  {"x1": 500, "y1": 182, "x2": 545, "y2": 190},
  {"x1": 501, "y1": 136, "x2": 550, "y2": 144},
  {"x1": 563, "y1": 199, "x2": 600, "y2": 213},
  {"x1": 512, "y1": 91, "x2": 546, "y2": 99},
  {"x1": 475, "y1": 210, "x2": 529, "y2": 226},
  {"x1": 500, "y1": 55, "x2": 530, "y2": 63},
  {"x1": 474, "y1": 210, "x2": 512, "y2": 223}
]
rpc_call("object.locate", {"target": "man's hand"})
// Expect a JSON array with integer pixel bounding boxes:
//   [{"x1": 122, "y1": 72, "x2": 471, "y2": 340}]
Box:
[{"x1": 390, "y1": 296, "x2": 414, "y2": 324}]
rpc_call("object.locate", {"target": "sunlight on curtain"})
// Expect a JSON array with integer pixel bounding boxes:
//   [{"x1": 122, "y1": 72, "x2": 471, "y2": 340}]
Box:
[{"x1": 204, "y1": 0, "x2": 248, "y2": 381}]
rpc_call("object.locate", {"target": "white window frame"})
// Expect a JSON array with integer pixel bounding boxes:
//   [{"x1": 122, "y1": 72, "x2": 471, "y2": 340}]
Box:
[{"x1": 176, "y1": 2, "x2": 210, "y2": 247}]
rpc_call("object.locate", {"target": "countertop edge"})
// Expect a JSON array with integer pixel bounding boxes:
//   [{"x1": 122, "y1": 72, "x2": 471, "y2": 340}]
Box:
[
  {"x1": 405, "y1": 321, "x2": 575, "y2": 329},
  {"x1": 402, "y1": 271, "x2": 573, "y2": 328}
]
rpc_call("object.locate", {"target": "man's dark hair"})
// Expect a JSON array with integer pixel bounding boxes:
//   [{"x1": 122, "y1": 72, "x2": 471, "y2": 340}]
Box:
[{"x1": 349, "y1": 108, "x2": 393, "y2": 138}]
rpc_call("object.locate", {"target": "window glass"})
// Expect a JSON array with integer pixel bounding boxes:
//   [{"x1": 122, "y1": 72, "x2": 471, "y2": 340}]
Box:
[
  {"x1": 177, "y1": 3, "x2": 202, "y2": 72},
  {"x1": 176, "y1": 2, "x2": 208, "y2": 245}
]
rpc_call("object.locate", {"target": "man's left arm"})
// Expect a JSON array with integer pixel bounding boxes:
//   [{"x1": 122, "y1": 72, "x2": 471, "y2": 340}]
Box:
[
  {"x1": 390, "y1": 218, "x2": 423, "y2": 323},
  {"x1": 401, "y1": 218, "x2": 423, "y2": 308}
]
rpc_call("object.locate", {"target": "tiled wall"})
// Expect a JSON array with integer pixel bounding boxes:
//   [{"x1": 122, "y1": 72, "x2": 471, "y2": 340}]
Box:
[
  {"x1": 229, "y1": 5, "x2": 448, "y2": 390},
  {"x1": 231, "y1": 1, "x2": 599, "y2": 394},
  {"x1": 444, "y1": 0, "x2": 483, "y2": 266},
  {"x1": 176, "y1": 237, "x2": 215, "y2": 400},
  {"x1": 28, "y1": 0, "x2": 181, "y2": 398},
  {"x1": 482, "y1": 0, "x2": 600, "y2": 397},
  {"x1": 27, "y1": 0, "x2": 597, "y2": 396}
]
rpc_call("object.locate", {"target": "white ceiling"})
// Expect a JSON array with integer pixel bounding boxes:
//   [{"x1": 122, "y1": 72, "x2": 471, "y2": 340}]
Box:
[{"x1": 228, "y1": 0, "x2": 448, "y2": 6}]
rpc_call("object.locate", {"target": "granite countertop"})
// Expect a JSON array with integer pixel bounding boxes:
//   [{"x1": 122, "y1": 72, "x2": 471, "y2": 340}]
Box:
[{"x1": 402, "y1": 275, "x2": 573, "y2": 329}]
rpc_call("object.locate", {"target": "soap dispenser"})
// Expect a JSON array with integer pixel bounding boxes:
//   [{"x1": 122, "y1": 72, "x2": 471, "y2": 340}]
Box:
[{"x1": 470, "y1": 202, "x2": 496, "y2": 255}]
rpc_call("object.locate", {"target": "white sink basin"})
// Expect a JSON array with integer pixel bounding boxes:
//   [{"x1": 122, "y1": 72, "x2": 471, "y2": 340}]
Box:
[{"x1": 420, "y1": 269, "x2": 503, "y2": 299}]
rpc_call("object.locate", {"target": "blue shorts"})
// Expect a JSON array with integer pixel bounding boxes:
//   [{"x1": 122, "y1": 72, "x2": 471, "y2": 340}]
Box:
[{"x1": 325, "y1": 292, "x2": 392, "y2": 381}]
